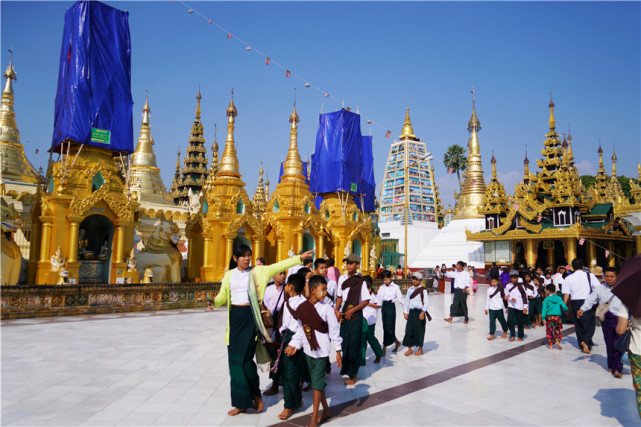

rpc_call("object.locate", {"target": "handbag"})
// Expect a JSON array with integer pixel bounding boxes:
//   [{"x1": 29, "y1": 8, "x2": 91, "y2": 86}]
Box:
[
  {"x1": 251, "y1": 269, "x2": 274, "y2": 329},
  {"x1": 614, "y1": 313, "x2": 632, "y2": 353},
  {"x1": 255, "y1": 339, "x2": 272, "y2": 365},
  {"x1": 595, "y1": 295, "x2": 615, "y2": 322}
]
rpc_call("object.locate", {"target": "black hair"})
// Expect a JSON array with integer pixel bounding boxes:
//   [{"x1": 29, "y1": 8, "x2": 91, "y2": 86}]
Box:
[
  {"x1": 287, "y1": 274, "x2": 306, "y2": 294},
  {"x1": 363, "y1": 275, "x2": 373, "y2": 289},
  {"x1": 229, "y1": 244, "x2": 252, "y2": 270},
  {"x1": 545, "y1": 284, "x2": 556, "y2": 293},
  {"x1": 492, "y1": 262, "x2": 497, "y2": 266},
  {"x1": 571, "y1": 258, "x2": 584, "y2": 271},
  {"x1": 314, "y1": 258, "x2": 328, "y2": 269},
  {"x1": 298, "y1": 267, "x2": 312, "y2": 277},
  {"x1": 302, "y1": 258, "x2": 313, "y2": 267},
  {"x1": 328, "y1": 258, "x2": 335, "y2": 267},
  {"x1": 256, "y1": 257, "x2": 266, "y2": 265},
  {"x1": 522, "y1": 270, "x2": 532, "y2": 280},
  {"x1": 456, "y1": 261, "x2": 465, "y2": 268},
  {"x1": 381, "y1": 270, "x2": 393, "y2": 279},
  {"x1": 308, "y1": 274, "x2": 327, "y2": 290},
  {"x1": 490, "y1": 276, "x2": 500, "y2": 282},
  {"x1": 603, "y1": 266, "x2": 617, "y2": 274}
]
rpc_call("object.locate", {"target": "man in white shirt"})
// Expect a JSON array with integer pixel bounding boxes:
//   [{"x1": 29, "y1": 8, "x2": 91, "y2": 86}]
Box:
[
  {"x1": 563, "y1": 258, "x2": 599, "y2": 354},
  {"x1": 444, "y1": 261, "x2": 471, "y2": 324}
]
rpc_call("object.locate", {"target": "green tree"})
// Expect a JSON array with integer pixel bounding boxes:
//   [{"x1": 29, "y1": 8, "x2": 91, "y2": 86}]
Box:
[
  {"x1": 580, "y1": 175, "x2": 596, "y2": 190},
  {"x1": 443, "y1": 144, "x2": 467, "y2": 191},
  {"x1": 581, "y1": 174, "x2": 639, "y2": 200}
]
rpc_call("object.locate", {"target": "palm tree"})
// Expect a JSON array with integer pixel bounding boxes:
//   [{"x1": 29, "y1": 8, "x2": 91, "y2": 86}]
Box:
[{"x1": 443, "y1": 144, "x2": 468, "y2": 191}]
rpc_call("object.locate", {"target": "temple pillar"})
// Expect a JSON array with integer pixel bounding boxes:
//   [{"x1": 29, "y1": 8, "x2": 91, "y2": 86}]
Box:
[
  {"x1": 566, "y1": 238, "x2": 577, "y2": 265},
  {"x1": 202, "y1": 237, "x2": 211, "y2": 267},
  {"x1": 114, "y1": 225, "x2": 126, "y2": 264},
  {"x1": 626, "y1": 242, "x2": 634, "y2": 259},
  {"x1": 67, "y1": 216, "x2": 82, "y2": 264},
  {"x1": 586, "y1": 240, "x2": 596, "y2": 267},
  {"x1": 225, "y1": 237, "x2": 234, "y2": 266},
  {"x1": 253, "y1": 238, "x2": 263, "y2": 264},
  {"x1": 363, "y1": 240, "x2": 370, "y2": 274},
  {"x1": 607, "y1": 241, "x2": 615, "y2": 267},
  {"x1": 296, "y1": 232, "x2": 303, "y2": 254},
  {"x1": 317, "y1": 234, "x2": 325, "y2": 259},
  {"x1": 635, "y1": 235, "x2": 641, "y2": 256},
  {"x1": 546, "y1": 244, "x2": 554, "y2": 268},
  {"x1": 277, "y1": 238, "x2": 284, "y2": 262},
  {"x1": 36, "y1": 216, "x2": 54, "y2": 284},
  {"x1": 525, "y1": 239, "x2": 536, "y2": 268}
]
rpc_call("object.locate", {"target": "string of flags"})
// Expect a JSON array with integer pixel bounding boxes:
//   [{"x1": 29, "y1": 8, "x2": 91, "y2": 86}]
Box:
[
  {"x1": 172, "y1": 0, "x2": 396, "y2": 142},
  {"x1": 578, "y1": 237, "x2": 585, "y2": 245},
  {"x1": 448, "y1": 167, "x2": 454, "y2": 174}
]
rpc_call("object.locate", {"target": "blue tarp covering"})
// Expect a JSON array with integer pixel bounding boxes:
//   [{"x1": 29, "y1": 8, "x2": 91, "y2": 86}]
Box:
[
  {"x1": 51, "y1": 0, "x2": 133, "y2": 153},
  {"x1": 355, "y1": 135, "x2": 376, "y2": 212},
  {"x1": 310, "y1": 109, "x2": 362, "y2": 194},
  {"x1": 278, "y1": 161, "x2": 309, "y2": 185}
]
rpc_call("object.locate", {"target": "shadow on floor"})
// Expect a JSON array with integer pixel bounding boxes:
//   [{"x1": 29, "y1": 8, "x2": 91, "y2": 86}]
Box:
[{"x1": 593, "y1": 388, "x2": 639, "y2": 426}]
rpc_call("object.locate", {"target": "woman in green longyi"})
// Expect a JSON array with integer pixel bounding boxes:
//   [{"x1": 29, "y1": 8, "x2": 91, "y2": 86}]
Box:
[{"x1": 211, "y1": 244, "x2": 314, "y2": 417}]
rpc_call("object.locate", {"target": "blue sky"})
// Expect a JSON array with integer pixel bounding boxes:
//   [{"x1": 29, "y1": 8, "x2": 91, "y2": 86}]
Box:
[{"x1": 2, "y1": 1, "x2": 640, "y2": 209}]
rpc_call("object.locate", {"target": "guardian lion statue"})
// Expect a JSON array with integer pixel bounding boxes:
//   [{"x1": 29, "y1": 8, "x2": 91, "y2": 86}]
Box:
[
  {"x1": 1, "y1": 198, "x2": 22, "y2": 286},
  {"x1": 135, "y1": 219, "x2": 182, "y2": 283}
]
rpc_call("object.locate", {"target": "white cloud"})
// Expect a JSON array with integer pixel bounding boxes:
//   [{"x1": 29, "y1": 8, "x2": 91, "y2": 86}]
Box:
[{"x1": 575, "y1": 160, "x2": 596, "y2": 176}]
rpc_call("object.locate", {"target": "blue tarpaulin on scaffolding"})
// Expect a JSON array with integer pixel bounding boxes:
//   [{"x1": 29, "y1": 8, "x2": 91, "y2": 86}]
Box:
[
  {"x1": 51, "y1": 0, "x2": 133, "y2": 153},
  {"x1": 278, "y1": 161, "x2": 309, "y2": 185},
  {"x1": 310, "y1": 109, "x2": 362, "y2": 195},
  {"x1": 354, "y1": 135, "x2": 376, "y2": 212}
]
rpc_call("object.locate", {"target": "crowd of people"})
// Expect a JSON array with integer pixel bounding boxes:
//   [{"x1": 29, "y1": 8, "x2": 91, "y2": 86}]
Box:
[{"x1": 208, "y1": 247, "x2": 641, "y2": 424}]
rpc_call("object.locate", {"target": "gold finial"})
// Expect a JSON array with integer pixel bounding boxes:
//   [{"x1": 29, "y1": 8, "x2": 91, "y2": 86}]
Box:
[
  {"x1": 638, "y1": 162, "x2": 640, "y2": 180},
  {"x1": 195, "y1": 87, "x2": 202, "y2": 120},
  {"x1": 561, "y1": 133, "x2": 568, "y2": 149},
  {"x1": 611, "y1": 143, "x2": 618, "y2": 177},
  {"x1": 597, "y1": 141, "x2": 605, "y2": 172},
  {"x1": 491, "y1": 150, "x2": 497, "y2": 179},
  {"x1": 3, "y1": 49, "x2": 16, "y2": 95},
  {"x1": 175, "y1": 150, "x2": 181, "y2": 173},
  {"x1": 131, "y1": 91, "x2": 157, "y2": 167},
  {"x1": 400, "y1": 107, "x2": 416, "y2": 139},
  {"x1": 265, "y1": 174, "x2": 270, "y2": 196},
  {"x1": 468, "y1": 87, "x2": 481, "y2": 132},
  {"x1": 218, "y1": 89, "x2": 240, "y2": 177},
  {"x1": 253, "y1": 160, "x2": 266, "y2": 203},
  {"x1": 567, "y1": 129, "x2": 574, "y2": 161},
  {"x1": 282, "y1": 95, "x2": 304, "y2": 181},
  {"x1": 142, "y1": 89, "x2": 151, "y2": 122},
  {"x1": 548, "y1": 91, "x2": 556, "y2": 130}
]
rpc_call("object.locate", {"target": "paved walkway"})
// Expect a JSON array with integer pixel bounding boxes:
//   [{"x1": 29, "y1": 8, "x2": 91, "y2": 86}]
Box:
[{"x1": 2, "y1": 286, "x2": 638, "y2": 426}]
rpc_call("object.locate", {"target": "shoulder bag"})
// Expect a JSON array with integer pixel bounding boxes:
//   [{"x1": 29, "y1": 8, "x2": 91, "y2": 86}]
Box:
[
  {"x1": 595, "y1": 294, "x2": 615, "y2": 322},
  {"x1": 614, "y1": 312, "x2": 632, "y2": 353},
  {"x1": 251, "y1": 268, "x2": 274, "y2": 330}
]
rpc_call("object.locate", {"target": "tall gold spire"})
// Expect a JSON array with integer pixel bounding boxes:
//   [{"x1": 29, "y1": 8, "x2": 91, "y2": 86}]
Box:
[
  {"x1": 1, "y1": 51, "x2": 39, "y2": 184},
  {"x1": 399, "y1": 107, "x2": 417, "y2": 140},
  {"x1": 281, "y1": 100, "x2": 304, "y2": 181},
  {"x1": 597, "y1": 143, "x2": 604, "y2": 172},
  {"x1": 265, "y1": 174, "x2": 270, "y2": 197},
  {"x1": 453, "y1": 89, "x2": 487, "y2": 219},
  {"x1": 195, "y1": 87, "x2": 202, "y2": 120},
  {"x1": 611, "y1": 145, "x2": 618, "y2": 177},
  {"x1": 491, "y1": 151, "x2": 497, "y2": 180},
  {"x1": 129, "y1": 91, "x2": 173, "y2": 204},
  {"x1": 175, "y1": 150, "x2": 181, "y2": 173},
  {"x1": 253, "y1": 161, "x2": 266, "y2": 203},
  {"x1": 217, "y1": 89, "x2": 241, "y2": 178},
  {"x1": 210, "y1": 123, "x2": 219, "y2": 175},
  {"x1": 523, "y1": 148, "x2": 531, "y2": 183},
  {"x1": 548, "y1": 94, "x2": 556, "y2": 131}
]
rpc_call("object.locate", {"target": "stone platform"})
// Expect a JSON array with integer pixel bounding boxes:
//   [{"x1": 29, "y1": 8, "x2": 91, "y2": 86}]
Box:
[{"x1": 2, "y1": 285, "x2": 638, "y2": 426}]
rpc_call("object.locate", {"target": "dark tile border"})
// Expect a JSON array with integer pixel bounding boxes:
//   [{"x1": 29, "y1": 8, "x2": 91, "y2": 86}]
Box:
[{"x1": 271, "y1": 327, "x2": 575, "y2": 426}]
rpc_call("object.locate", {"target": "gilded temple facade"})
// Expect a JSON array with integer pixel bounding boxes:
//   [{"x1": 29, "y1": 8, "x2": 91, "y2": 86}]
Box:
[{"x1": 467, "y1": 99, "x2": 639, "y2": 269}]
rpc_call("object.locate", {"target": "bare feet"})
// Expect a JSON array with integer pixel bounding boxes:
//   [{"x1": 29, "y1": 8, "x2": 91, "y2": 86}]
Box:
[
  {"x1": 392, "y1": 340, "x2": 401, "y2": 353},
  {"x1": 547, "y1": 344, "x2": 553, "y2": 349},
  {"x1": 278, "y1": 408, "x2": 294, "y2": 420},
  {"x1": 444, "y1": 317, "x2": 453, "y2": 323},
  {"x1": 531, "y1": 323, "x2": 536, "y2": 329},
  {"x1": 382, "y1": 347, "x2": 387, "y2": 356},
  {"x1": 253, "y1": 397, "x2": 264, "y2": 412},
  {"x1": 463, "y1": 320, "x2": 469, "y2": 324},
  {"x1": 517, "y1": 338, "x2": 523, "y2": 341},
  {"x1": 414, "y1": 348, "x2": 423, "y2": 356},
  {"x1": 556, "y1": 342, "x2": 563, "y2": 350},
  {"x1": 501, "y1": 332, "x2": 507, "y2": 339},
  {"x1": 374, "y1": 357, "x2": 381, "y2": 363},
  {"x1": 344, "y1": 376, "x2": 356, "y2": 385},
  {"x1": 227, "y1": 408, "x2": 246, "y2": 416},
  {"x1": 613, "y1": 370, "x2": 623, "y2": 378},
  {"x1": 263, "y1": 383, "x2": 279, "y2": 396},
  {"x1": 580, "y1": 342, "x2": 591, "y2": 354},
  {"x1": 404, "y1": 348, "x2": 413, "y2": 356},
  {"x1": 487, "y1": 335, "x2": 495, "y2": 341},
  {"x1": 509, "y1": 337, "x2": 515, "y2": 342},
  {"x1": 320, "y1": 409, "x2": 332, "y2": 422}
]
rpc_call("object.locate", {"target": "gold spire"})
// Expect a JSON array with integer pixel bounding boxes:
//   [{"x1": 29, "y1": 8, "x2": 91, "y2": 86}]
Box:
[
  {"x1": 611, "y1": 145, "x2": 618, "y2": 177},
  {"x1": 523, "y1": 148, "x2": 530, "y2": 182},
  {"x1": 453, "y1": 91, "x2": 487, "y2": 219},
  {"x1": 638, "y1": 162, "x2": 640, "y2": 181},
  {"x1": 491, "y1": 151, "x2": 497, "y2": 180},
  {"x1": 210, "y1": 123, "x2": 219, "y2": 175},
  {"x1": 567, "y1": 130, "x2": 574, "y2": 164},
  {"x1": 597, "y1": 143, "x2": 604, "y2": 172},
  {"x1": 129, "y1": 91, "x2": 173, "y2": 204},
  {"x1": 175, "y1": 150, "x2": 181, "y2": 173},
  {"x1": 265, "y1": 174, "x2": 270, "y2": 197},
  {"x1": 399, "y1": 107, "x2": 417, "y2": 140},
  {"x1": 281, "y1": 102, "x2": 304, "y2": 181},
  {"x1": 548, "y1": 94, "x2": 556, "y2": 131},
  {"x1": 1, "y1": 51, "x2": 39, "y2": 184},
  {"x1": 195, "y1": 87, "x2": 202, "y2": 120},
  {"x1": 253, "y1": 161, "x2": 266, "y2": 203},
  {"x1": 217, "y1": 89, "x2": 241, "y2": 177}
]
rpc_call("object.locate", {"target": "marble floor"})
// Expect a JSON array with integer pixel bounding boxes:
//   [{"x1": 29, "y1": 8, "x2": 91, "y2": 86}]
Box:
[{"x1": 2, "y1": 286, "x2": 639, "y2": 426}]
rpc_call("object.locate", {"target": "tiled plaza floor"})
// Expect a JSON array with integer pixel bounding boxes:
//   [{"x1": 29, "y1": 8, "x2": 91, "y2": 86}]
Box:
[{"x1": 2, "y1": 285, "x2": 638, "y2": 426}]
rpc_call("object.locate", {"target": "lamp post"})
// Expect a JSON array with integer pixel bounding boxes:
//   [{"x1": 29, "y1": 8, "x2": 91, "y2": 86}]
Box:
[{"x1": 403, "y1": 150, "x2": 433, "y2": 277}]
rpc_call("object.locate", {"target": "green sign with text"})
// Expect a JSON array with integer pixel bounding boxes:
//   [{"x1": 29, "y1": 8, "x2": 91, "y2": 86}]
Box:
[
  {"x1": 90, "y1": 128, "x2": 111, "y2": 145},
  {"x1": 350, "y1": 182, "x2": 357, "y2": 192}
]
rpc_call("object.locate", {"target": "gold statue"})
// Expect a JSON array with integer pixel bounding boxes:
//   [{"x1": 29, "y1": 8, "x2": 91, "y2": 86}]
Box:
[
  {"x1": 288, "y1": 246, "x2": 295, "y2": 258},
  {"x1": 78, "y1": 228, "x2": 94, "y2": 259},
  {"x1": 1, "y1": 198, "x2": 22, "y2": 285},
  {"x1": 126, "y1": 249, "x2": 137, "y2": 272},
  {"x1": 141, "y1": 267, "x2": 154, "y2": 283},
  {"x1": 370, "y1": 245, "x2": 377, "y2": 264},
  {"x1": 98, "y1": 239, "x2": 110, "y2": 260},
  {"x1": 50, "y1": 245, "x2": 65, "y2": 273}
]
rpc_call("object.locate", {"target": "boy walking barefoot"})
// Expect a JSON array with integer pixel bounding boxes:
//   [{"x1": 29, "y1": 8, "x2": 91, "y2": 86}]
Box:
[
  {"x1": 505, "y1": 270, "x2": 529, "y2": 341},
  {"x1": 286, "y1": 275, "x2": 342, "y2": 427},
  {"x1": 485, "y1": 277, "x2": 508, "y2": 340},
  {"x1": 542, "y1": 284, "x2": 568, "y2": 350},
  {"x1": 377, "y1": 270, "x2": 406, "y2": 355},
  {"x1": 402, "y1": 272, "x2": 429, "y2": 356},
  {"x1": 362, "y1": 276, "x2": 383, "y2": 364}
]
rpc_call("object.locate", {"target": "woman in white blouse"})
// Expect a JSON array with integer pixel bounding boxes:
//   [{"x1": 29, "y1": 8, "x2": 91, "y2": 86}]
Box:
[{"x1": 212, "y1": 244, "x2": 314, "y2": 417}]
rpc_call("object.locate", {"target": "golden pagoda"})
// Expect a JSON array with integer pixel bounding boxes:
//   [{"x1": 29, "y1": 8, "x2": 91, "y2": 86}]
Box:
[
  {"x1": 467, "y1": 98, "x2": 636, "y2": 269},
  {"x1": 172, "y1": 90, "x2": 209, "y2": 205},
  {"x1": 261, "y1": 104, "x2": 326, "y2": 264},
  {"x1": 251, "y1": 161, "x2": 267, "y2": 217},
  {"x1": 453, "y1": 91, "x2": 487, "y2": 219}
]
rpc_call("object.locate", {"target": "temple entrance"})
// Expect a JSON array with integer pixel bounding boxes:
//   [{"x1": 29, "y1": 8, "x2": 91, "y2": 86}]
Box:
[
  {"x1": 536, "y1": 240, "x2": 568, "y2": 270},
  {"x1": 513, "y1": 241, "x2": 526, "y2": 267},
  {"x1": 78, "y1": 214, "x2": 114, "y2": 283},
  {"x1": 352, "y1": 238, "x2": 362, "y2": 257},
  {"x1": 302, "y1": 232, "x2": 315, "y2": 252}
]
